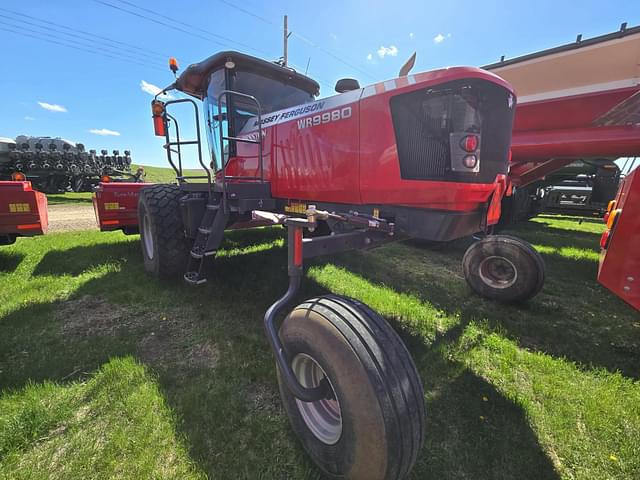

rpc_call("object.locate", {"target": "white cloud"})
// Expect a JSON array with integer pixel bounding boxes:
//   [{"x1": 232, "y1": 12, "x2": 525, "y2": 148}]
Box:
[
  {"x1": 366, "y1": 53, "x2": 373, "y2": 61},
  {"x1": 89, "y1": 128, "x2": 121, "y2": 136},
  {"x1": 433, "y1": 33, "x2": 451, "y2": 44},
  {"x1": 377, "y1": 45, "x2": 398, "y2": 58},
  {"x1": 24, "y1": 116, "x2": 35, "y2": 121},
  {"x1": 38, "y1": 101, "x2": 67, "y2": 113},
  {"x1": 140, "y1": 80, "x2": 174, "y2": 100},
  {"x1": 409, "y1": 32, "x2": 414, "y2": 39}
]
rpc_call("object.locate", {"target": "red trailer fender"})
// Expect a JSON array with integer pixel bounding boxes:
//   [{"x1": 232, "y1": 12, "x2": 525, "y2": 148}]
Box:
[
  {"x1": 598, "y1": 168, "x2": 640, "y2": 311},
  {"x1": 0, "y1": 181, "x2": 48, "y2": 241},
  {"x1": 93, "y1": 182, "x2": 150, "y2": 232}
]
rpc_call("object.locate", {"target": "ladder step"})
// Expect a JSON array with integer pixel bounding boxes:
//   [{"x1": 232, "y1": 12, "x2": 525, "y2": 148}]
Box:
[
  {"x1": 198, "y1": 227, "x2": 212, "y2": 235},
  {"x1": 190, "y1": 249, "x2": 216, "y2": 259},
  {"x1": 184, "y1": 271, "x2": 207, "y2": 285}
]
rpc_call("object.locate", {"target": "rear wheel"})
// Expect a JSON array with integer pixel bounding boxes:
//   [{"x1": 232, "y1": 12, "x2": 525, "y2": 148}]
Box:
[
  {"x1": 277, "y1": 295, "x2": 425, "y2": 480},
  {"x1": 138, "y1": 184, "x2": 190, "y2": 278},
  {"x1": 463, "y1": 234, "x2": 545, "y2": 302}
]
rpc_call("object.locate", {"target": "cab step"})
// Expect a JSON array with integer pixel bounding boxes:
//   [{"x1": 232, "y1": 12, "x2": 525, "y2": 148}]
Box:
[{"x1": 184, "y1": 271, "x2": 207, "y2": 285}]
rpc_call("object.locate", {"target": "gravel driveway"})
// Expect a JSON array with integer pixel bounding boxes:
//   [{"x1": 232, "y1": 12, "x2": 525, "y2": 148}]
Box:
[{"x1": 47, "y1": 203, "x2": 98, "y2": 233}]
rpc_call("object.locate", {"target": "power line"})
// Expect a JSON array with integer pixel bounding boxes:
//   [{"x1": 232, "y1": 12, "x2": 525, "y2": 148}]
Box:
[
  {"x1": 0, "y1": 6, "x2": 171, "y2": 60},
  {"x1": 0, "y1": 14, "x2": 166, "y2": 69},
  {"x1": 113, "y1": 0, "x2": 271, "y2": 56},
  {"x1": 0, "y1": 24, "x2": 164, "y2": 72},
  {"x1": 93, "y1": 0, "x2": 270, "y2": 58},
  {"x1": 212, "y1": 1, "x2": 377, "y2": 80}
]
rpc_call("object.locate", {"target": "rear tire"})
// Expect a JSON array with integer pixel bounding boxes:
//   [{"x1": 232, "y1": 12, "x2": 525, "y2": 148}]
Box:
[
  {"x1": 463, "y1": 234, "x2": 545, "y2": 302},
  {"x1": 277, "y1": 295, "x2": 425, "y2": 480},
  {"x1": 138, "y1": 184, "x2": 189, "y2": 278}
]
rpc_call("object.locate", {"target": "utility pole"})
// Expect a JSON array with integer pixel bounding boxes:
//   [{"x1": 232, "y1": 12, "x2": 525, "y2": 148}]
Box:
[{"x1": 283, "y1": 15, "x2": 288, "y2": 66}]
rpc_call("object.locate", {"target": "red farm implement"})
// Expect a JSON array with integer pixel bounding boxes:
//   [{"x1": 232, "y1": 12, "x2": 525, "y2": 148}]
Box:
[
  {"x1": 0, "y1": 180, "x2": 48, "y2": 245},
  {"x1": 92, "y1": 181, "x2": 147, "y2": 234},
  {"x1": 598, "y1": 167, "x2": 640, "y2": 311}
]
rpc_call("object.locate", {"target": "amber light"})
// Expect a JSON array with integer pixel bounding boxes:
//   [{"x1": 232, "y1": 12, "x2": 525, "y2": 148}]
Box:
[
  {"x1": 169, "y1": 57, "x2": 179, "y2": 74},
  {"x1": 152, "y1": 100, "x2": 165, "y2": 116},
  {"x1": 11, "y1": 172, "x2": 26, "y2": 181},
  {"x1": 100, "y1": 175, "x2": 112, "y2": 183},
  {"x1": 603, "y1": 200, "x2": 617, "y2": 223},
  {"x1": 606, "y1": 209, "x2": 620, "y2": 230}
]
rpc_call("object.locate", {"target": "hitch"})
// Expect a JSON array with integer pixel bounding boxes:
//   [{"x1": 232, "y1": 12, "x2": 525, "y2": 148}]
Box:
[{"x1": 257, "y1": 207, "x2": 396, "y2": 402}]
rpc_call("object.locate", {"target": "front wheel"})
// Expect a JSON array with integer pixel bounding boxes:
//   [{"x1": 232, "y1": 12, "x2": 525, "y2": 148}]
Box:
[
  {"x1": 138, "y1": 184, "x2": 190, "y2": 278},
  {"x1": 463, "y1": 234, "x2": 545, "y2": 302},
  {"x1": 277, "y1": 295, "x2": 425, "y2": 480}
]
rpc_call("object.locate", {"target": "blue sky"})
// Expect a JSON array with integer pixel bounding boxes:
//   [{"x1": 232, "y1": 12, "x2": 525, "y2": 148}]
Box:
[{"x1": 1, "y1": 0, "x2": 638, "y2": 168}]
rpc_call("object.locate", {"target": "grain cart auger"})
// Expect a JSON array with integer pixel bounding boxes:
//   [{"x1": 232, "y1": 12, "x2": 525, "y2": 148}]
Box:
[{"x1": 130, "y1": 51, "x2": 547, "y2": 479}]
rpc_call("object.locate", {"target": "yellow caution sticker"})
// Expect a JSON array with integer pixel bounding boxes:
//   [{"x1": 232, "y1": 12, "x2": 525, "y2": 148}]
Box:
[
  {"x1": 104, "y1": 202, "x2": 120, "y2": 210},
  {"x1": 9, "y1": 203, "x2": 30, "y2": 213},
  {"x1": 284, "y1": 202, "x2": 307, "y2": 214}
]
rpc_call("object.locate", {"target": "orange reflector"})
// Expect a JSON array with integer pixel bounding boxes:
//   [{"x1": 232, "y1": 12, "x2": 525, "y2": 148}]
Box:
[
  {"x1": 102, "y1": 220, "x2": 120, "y2": 225},
  {"x1": 100, "y1": 175, "x2": 112, "y2": 183},
  {"x1": 17, "y1": 223, "x2": 40, "y2": 230},
  {"x1": 11, "y1": 172, "x2": 26, "y2": 181},
  {"x1": 153, "y1": 115, "x2": 166, "y2": 137},
  {"x1": 606, "y1": 209, "x2": 620, "y2": 230}
]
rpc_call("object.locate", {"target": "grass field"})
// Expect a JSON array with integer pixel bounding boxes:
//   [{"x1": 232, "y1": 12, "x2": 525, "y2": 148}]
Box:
[{"x1": 0, "y1": 215, "x2": 638, "y2": 479}]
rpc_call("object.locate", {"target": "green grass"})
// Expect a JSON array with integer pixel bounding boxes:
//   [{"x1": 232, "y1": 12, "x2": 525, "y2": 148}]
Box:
[
  {"x1": 0, "y1": 215, "x2": 638, "y2": 479},
  {"x1": 132, "y1": 164, "x2": 207, "y2": 184},
  {"x1": 46, "y1": 192, "x2": 93, "y2": 205}
]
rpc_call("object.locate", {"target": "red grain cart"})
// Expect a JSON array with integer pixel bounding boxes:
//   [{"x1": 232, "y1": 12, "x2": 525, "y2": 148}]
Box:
[
  {"x1": 0, "y1": 180, "x2": 48, "y2": 245},
  {"x1": 96, "y1": 51, "x2": 548, "y2": 479},
  {"x1": 598, "y1": 167, "x2": 640, "y2": 311}
]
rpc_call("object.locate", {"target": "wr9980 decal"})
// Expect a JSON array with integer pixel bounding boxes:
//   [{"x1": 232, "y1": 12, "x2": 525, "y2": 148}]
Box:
[{"x1": 297, "y1": 107, "x2": 352, "y2": 129}]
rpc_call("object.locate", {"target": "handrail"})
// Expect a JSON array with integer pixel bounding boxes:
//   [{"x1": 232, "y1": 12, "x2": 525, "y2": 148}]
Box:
[{"x1": 162, "y1": 98, "x2": 211, "y2": 194}]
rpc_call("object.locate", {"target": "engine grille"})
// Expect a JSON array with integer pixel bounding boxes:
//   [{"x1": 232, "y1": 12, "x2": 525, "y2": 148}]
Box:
[{"x1": 390, "y1": 78, "x2": 515, "y2": 183}]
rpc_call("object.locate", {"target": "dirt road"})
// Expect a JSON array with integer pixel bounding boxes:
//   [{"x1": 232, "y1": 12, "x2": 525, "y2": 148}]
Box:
[{"x1": 47, "y1": 203, "x2": 98, "y2": 233}]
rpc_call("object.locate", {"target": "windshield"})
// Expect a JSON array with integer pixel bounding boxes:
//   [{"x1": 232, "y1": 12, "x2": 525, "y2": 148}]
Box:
[{"x1": 206, "y1": 68, "x2": 314, "y2": 132}]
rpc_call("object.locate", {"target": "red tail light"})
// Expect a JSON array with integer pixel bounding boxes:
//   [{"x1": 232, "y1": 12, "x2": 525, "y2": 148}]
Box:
[
  {"x1": 600, "y1": 230, "x2": 611, "y2": 249},
  {"x1": 460, "y1": 135, "x2": 479, "y2": 152}
]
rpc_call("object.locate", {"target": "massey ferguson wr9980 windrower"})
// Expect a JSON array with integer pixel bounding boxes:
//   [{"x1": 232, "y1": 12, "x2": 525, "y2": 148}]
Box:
[{"x1": 97, "y1": 52, "x2": 546, "y2": 479}]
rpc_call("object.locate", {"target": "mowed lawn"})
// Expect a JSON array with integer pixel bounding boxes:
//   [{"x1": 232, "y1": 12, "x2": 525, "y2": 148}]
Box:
[{"x1": 0, "y1": 215, "x2": 638, "y2": 479}]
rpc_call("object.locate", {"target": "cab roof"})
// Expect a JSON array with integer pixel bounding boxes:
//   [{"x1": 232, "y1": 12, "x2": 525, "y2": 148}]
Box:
[{"x1": 174, "y1": 51, "x2": 320, "y2": 99}]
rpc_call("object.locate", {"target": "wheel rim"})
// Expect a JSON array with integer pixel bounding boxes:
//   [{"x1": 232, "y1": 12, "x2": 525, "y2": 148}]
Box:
[
  {"x1": 478, "y1": 255, "x2": 517, "y2": 289},
  {"x1": 292, "y1": 353, "x2": 342, "y2": 445},
  {"x1": 141, "y1": 210, "x2": 154, "y2": 259}
]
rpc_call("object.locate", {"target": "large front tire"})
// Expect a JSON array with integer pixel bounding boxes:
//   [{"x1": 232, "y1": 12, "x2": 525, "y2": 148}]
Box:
[
  {"x1": 277, "y1": 295, "x2": 425, "y2": 480},
  {"x1": 138, "y1": 184, "x2": 189, "y2": 278},
  {"x1": 463, "y1": 234, "x2": 545, "y2": 302}
]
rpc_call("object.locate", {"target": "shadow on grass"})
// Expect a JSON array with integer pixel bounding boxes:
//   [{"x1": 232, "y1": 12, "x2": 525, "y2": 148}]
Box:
[
  {"x1": 1, "y1": 238, "x2": 559, "y2": 479},
  {"x1": 0, "y1": 250, "x2": 23, "y2": 273},
  {"x1": 326, "y1": 221, "x2": 640, "y2": 380},
  {"x1": 33, "y1": 241, "x2": 140, "y2": 276}
]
